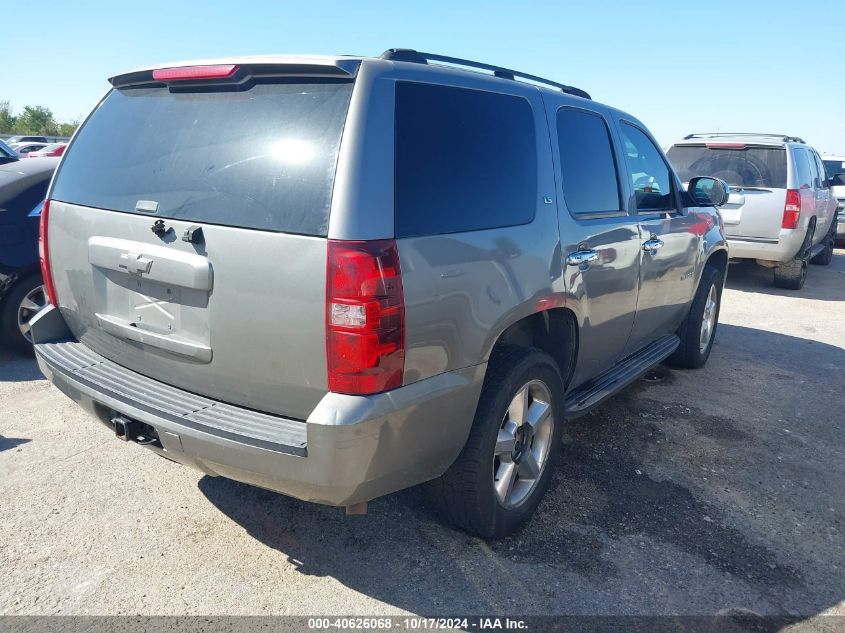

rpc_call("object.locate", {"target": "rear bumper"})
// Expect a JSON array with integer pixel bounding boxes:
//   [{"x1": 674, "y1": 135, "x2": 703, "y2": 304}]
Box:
[
  {"x1": 32, "y1": 308, "x2": 484, "y2": 506},
  {"x1": 726, "y1": 229, "x2": 805, "y2": 263}
]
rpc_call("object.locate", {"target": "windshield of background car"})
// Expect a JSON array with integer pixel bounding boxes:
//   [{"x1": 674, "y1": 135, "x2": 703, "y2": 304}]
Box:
[
  {"x1": 667, "y1": 144, "x2": 787, "y2": 189},
  {"x1": 50, "y1": 80, "x2": 354, "y2": 236}
]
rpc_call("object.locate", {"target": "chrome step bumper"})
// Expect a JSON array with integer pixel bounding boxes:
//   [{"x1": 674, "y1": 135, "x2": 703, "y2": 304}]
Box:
[{"x1": 35, "y1": 339, "x2": 308, "y2": 455}]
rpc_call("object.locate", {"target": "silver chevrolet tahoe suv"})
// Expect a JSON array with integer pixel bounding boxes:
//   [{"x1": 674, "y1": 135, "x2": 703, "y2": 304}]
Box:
[
  {"x1": 30, "y1": 50, "x2": 730, "y2": 537},
  {"x1": 668, "y1": 134, "x2": 838, "y2": 290}
]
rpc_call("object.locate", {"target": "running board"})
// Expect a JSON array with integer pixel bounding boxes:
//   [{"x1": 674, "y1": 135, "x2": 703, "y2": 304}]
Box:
[
  {"x1": 807, "y1": 242, "x2": 825, "y2": 259},
  {"x1": 564, "y1": 334, "x2": 680, "y2": 418}
]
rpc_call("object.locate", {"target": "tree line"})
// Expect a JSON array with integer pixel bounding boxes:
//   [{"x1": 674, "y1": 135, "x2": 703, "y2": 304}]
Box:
[{"x1": 1, "y1": 101, "x2": 79, "y2": 137}]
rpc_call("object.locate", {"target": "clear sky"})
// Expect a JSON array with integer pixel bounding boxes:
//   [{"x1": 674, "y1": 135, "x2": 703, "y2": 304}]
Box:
[{"x1": 3, "y1": 0, "x2": 843, "y2": 153}]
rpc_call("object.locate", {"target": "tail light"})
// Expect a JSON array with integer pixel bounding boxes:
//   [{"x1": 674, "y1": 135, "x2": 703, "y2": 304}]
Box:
[
  {"x1": 38, "y1": 199, "x2": 59, "y2": 306},
  {"x1": 326, "y1": 240, "x2": 405, "y2": 395},
  {"x1": 782, "y1": 189, "x2": 801, "y2": 229}
]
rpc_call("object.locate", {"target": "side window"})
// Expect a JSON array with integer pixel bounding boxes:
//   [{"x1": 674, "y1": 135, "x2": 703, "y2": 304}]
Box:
[
  {"x1": 394, "y1": 82, "x2": 537, "y2": 238},
  {"x1": 806, "y1": 150, "x2": 820, "y2": 189},
  {"x1": 794, "y1": 148, "x2": 813, "y2": 189},
  {"x1": 556, "y1": 108, "x2": 621, "y2": 214},
  {"x1": 812, "y1": 152, "x2": 827, "y2": 187},
  {"x1": 620, "y1": 123, "x2": 675, "y2": 212}
]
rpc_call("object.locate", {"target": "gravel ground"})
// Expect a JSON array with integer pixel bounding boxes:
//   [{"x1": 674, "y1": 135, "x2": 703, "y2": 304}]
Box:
[{"x1": 0, "y1": 250, "x2": 843, "y2": 622}]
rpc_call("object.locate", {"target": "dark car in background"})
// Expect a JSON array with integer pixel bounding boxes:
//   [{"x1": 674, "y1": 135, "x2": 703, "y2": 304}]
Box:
[
  {"x1": 4, "y1": 135, "x2": 49, "y2": 144},
  {"x1": 0, "y1": 139, "x2": 19, "y2": 166},
  {"x1": 0, "y1": 157, "x2": 58, "y2": 352}
]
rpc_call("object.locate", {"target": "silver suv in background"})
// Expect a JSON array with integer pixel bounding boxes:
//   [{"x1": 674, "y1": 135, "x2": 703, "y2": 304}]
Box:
[
  {"x1": 821, "y1": 155, "x2": 845, "y2": 241},
  {"x1": 668, "y1": 134, "x2": 837, "y2": 289},
  {"x1": 31, "y1": 50, "x2": 729, "y2": 537}
]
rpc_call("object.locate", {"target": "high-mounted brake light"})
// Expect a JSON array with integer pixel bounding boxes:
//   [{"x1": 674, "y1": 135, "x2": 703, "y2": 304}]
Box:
[
  {"x1": 152, "y1": 64, "x2": 239, "y2": 82},
  {"x1": 326, "y1": 240, "x2": 405, "y2": 395},
  {"x1": 39, "y1": 200, "x2": 59, "y2": 306},
  {"x1": 782, "y1": 189, "x2": 801, "y2": 229},
  {"x1": 706, "y1": 143, "x2": 747, "y2": 149}
]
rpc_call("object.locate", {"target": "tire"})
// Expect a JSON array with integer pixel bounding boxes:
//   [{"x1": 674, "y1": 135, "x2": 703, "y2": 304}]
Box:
[
  {"x1": 774, "y1": 225, "x2": 814, "y2": 290},
  {"x1": 430, "y1": 345, "x2": 565, "y2": 538},
  {"x1": 667, "y1": 265, "x2": 722, "y2": 370},
  {"x1": 810, "y1": 220, "x2": 835, "y2": 266},
  {"x1": 0, "y1": 274, "x2": 46, "y2": 354},
  {"x1": 773, "y1": 256, "x2": 808, "y2": 290}
]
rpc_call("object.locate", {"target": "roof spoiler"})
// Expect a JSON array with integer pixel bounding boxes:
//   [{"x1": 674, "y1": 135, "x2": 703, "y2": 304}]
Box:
[
  {"x1": 683, "y1": 132, "x2": 805, "y2": 144},
  {"x1": 109, "y1": 59, "x2": 360, "y2": 88}
]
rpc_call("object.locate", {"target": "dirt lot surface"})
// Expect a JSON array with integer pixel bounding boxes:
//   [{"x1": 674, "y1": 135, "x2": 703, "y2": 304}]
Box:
[{"x1": 1, "y1": 251, "x2": 843, "y2": 623}]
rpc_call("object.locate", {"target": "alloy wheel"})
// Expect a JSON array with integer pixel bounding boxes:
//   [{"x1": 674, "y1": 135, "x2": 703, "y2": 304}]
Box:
[
  {"x1": 17, "y1": 284, "x2": 47, "y2": 343},
  {"x1": 493, "y1": 379, "x2": 554, "y2": 508},
  {"x1": 699, "y1": 284, "x2": 718, "y2": 354}
]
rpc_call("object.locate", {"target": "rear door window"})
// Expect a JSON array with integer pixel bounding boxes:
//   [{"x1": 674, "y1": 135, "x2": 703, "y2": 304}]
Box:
[
  {"x1": 667, "y1": 145, "x2": 788, "y2": 189},
  {"x1": 811, "y1": 151, "x2": 827, "y2": 188},
  {"x1": 556, "y1": 108, "x2": 621, "y2": 215},
  {"x1": 50, "y1": 80, "x2": 354, "y2": 236},
  {"x1": 794, "y1": 148, "x2": 813, "y2": 189},
  {"x1": 804, "y1": 149, "x2": 818, "y2": 188},
  {"x1": 394, "y1": 82, "x2": 537, "y2": 237}
]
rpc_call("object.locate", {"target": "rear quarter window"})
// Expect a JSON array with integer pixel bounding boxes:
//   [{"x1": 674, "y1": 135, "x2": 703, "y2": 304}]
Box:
[
  {"x1": 50, "y1": 80, "x2": 354, "y2": 236},
  {"x1": 394, "y1": 82, "x2": 537, "y2": 237}
]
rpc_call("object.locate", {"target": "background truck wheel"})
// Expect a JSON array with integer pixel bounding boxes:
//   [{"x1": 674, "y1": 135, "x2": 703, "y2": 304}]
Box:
[
  {"x1": 810, "y1": 221, "x2": 835, "y2": 266},
  {"x1": 774, "y1": 226, "x2": 813, "y2": 290},
  {"x1": 0, "y1": 274, "x2": 46, "y2": 354},
  {"x1": 668, "y1": 265, "x2": 723, "y2": 370},
  {"x1": 430, "y1": 345, "x2": 564, "y2": 539},
  {"x1": 773, "y1": 254, "x2": 808, "y2": 289}
]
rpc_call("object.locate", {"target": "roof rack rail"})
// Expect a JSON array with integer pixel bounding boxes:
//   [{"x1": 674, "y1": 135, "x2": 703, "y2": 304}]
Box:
[
  {"x1": 380, "y1": 48, "x2": 591, "y2": 100},
  {"x1": 683, "y1": 132, "x2": 805, "y2": 144}
]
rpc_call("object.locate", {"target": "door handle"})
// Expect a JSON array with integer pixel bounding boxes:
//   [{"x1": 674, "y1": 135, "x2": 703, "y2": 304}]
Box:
[
  {"x1": 642, "y1": 238, "x2": 664, "y2": 254},
  {"x1": 566, "y1": 250, "x2": 600, "y2": 266},
  {"x1": 119, "y1": 252, "x2": 154, "y2": 276}
]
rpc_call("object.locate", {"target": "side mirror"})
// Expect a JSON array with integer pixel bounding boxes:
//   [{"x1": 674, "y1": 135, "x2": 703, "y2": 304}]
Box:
[
  {"x1": 832, "y1": 173, "x2": 845, "y2": 187},
  {"x1": 688, "y1": 176, "x2": 730, "y2": 207}
]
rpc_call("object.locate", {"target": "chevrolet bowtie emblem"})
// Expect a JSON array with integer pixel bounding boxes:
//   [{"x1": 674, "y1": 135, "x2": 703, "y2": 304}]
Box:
[{"x1": 119, "y1": 252, "x2": 154, "y2": 276}]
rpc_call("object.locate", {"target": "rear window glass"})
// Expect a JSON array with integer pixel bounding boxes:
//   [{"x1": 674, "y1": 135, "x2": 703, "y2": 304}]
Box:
[
  {"x1": 667, "y1": 144, "x2": 787, "y2": 189},
  {"x1": 50, "y1": 81, "x2": 354, "y2": 236},
  {"x1": 394, "y1": 82, "x2": 537, "y2": 238}
]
